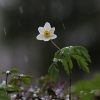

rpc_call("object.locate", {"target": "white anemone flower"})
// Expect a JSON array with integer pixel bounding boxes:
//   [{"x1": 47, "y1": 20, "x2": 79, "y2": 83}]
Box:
[
  {"x1": 6, "y1": 70, "x2": 10, "y2": 74},
  {"x1": 36, "y1": 22, "x2": 57, "y2": 41}
]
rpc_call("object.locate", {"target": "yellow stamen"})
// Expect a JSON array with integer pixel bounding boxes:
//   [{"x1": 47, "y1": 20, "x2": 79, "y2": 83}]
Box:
[{"x1": 44, "y1": 30, "x2": 50, "y2": 38}]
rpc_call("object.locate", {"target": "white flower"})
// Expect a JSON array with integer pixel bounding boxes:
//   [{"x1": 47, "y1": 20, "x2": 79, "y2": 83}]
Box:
[
  {"x1": 6, "y1": 70, "x2": 10, "y2": 74},
  {"x1": 36, "y1": 22, "x2": 57, "y2": 41}
]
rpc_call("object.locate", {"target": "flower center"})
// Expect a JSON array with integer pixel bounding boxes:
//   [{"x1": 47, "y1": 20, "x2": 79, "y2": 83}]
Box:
[{"x1": 44, "y1": 30, "x2": 50, "y2": 38}]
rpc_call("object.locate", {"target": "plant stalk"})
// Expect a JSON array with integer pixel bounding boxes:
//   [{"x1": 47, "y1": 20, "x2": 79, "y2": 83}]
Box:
[
  {"x1": 6, "y1": 74, "x2": 8, "y2": 94},
  {"x1": 69, "y1": 66, "x2": 72, "y2": 100},
  {"x1": 50, "y1": 40, "x2": 60, "y2": 50},
  {"x1": 16, "y1": 77, "x2": 20, "y2": 100},
  {"x1": 6, "y1": 74, "x2": 8, "y2": 86}
]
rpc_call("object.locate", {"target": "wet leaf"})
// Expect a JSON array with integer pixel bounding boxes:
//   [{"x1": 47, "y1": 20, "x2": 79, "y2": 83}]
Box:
[
  {"x1": 72, "y1": 55, "x2": 90, "y2": 73},
  {"x1": 8, "y1": 78, "x2": 17, "y2": 85},
  {"x1": 74, "y1": 46, "x2": 91, "y2": 63},
  {"x1": 10, "y1": 69, "x2": 19, "y2": 75},
  {"x1": 1, "y1": 71, "x2": 6, "y2": 76},
  {"x1": 48, "y1": 63, "x2": 59, "y2": 83},
  {"x1": 7, "y1": 85, "x2": 19, "y2": 91},
  {"x1": 20, "y1": 75, "x2": 33, "y2": 78},
  {"x1": 62, "y1": 59, "x2": 70, "y2": 75},
  {"x1": 20, "y1": 77, "x2": 31, "y2": 85},
  {"x1": 68, "y1": 59, "x2": 73, "y2": 69}
]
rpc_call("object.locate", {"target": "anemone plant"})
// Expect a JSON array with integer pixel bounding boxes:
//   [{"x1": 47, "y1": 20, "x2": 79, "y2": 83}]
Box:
[{"x1": 36, "y1": 22, "x2": 91, "y2": 100}]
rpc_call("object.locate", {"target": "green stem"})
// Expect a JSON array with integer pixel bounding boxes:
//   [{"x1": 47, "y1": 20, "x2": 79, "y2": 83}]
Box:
[
  {"x1": 69, "y1": 66, "x2": 72, "y2": 100},
  {"x1": 50, "y1": 40, "x2": 60, "y2": 50},
  {"x1": 6, "y1": 75, "x2": 8, "y2": 86},
  {"x1": 6, "y1": 74, "x2": 8, "y2": 94}
]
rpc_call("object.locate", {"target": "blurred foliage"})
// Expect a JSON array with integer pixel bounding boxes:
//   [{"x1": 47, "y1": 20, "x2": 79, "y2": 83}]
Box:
[
  {"x1": 74, "y1": 74, "x2": 100, "y2": 100},
  {"x1": 1, "y1": 69, "x2": 33, "y2": 100},
  {"x1": 0, "y1": 69, "x2": 100, "y2": 100},
  {"x1": 37, "y1": 75, "x2": 53, "y2": 86},
  {"x1": 0, "y1": 69, "x2": 67, "y2": 100},
  {"x1": 0, "y1": 90, "x2": 10, "y2": 100}
]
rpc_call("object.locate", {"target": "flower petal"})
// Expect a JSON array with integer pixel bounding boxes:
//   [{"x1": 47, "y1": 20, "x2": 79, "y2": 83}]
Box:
[
  {"x1": 50, "y1": 27, "x2": 55, "y2": 34},
  {"x1": 50, "y1": 34, "x2": 57, "y2": 39},
  {"x1": 44, "y1": 22, "x2": 51, "y2": 30},
  {"x1": 38, "y1": 27, "x2": 44, "y2": 34},
  {"x1": 43, "y1": 37, "x2": 51, "y2": 41},
  {"x1": 36, "y1": 34, "x2": 44, "y2": 40}
]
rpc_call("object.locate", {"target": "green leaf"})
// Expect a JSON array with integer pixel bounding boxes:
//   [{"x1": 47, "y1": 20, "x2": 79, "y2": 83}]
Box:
[
  {"x1": 0, "y1": 83, "x2": 19, "y2": 92},
  {"x1": 20, "y1": 77, "x2": 31, "y2": 85},
  {"x1": 10, "y1": 69, "x2": 19, "y2": 75},
  {"x1": 0, "y1": 85, "x2": 6, "y2": 90},
  {"x1": 48, "y1": 63, "x2": 59, "y2": 83},
  {"x1": 74, "y1": 46, "x2": 88, "y2": 52},
  {"x1": 68, "y1": 46, "x2": 75, "y2": 54},
  {"x1": 81, "y1": 51, "x2": 91, "y2": 63},
  {"x1": 7, "y1": 85, "x2": 19, "y2": 91},
  {"x1": 61, "y1": 47, "x2": 70, "y2": 54},
  {"x1": 18, "y1": 75, "x2": 33, "y2": 85},
  {"x1": 61, "y1": 47, "x2": 71, "y2": 61},
  {"x1": 2, "y1": 71, "x2": 6, "y2": 76},
  {"x1": 54, "y1": 47, "x2": 73, "y2": 63},
  {"x1": 8, "y1": 78, "x2": 17, "y2": 85},
  {"x1": 53, "y1": 50, "x2": 64, "y2": 63},
  {"x1": 74, "y1": 48, "x2": 81, "y2": 55},
  {"x1": 54, "y1": 50, "x2": 63, "y2": 60},
  {"x1": 72, "y1": 55, "x2": 90, "y2": 73},
  {"x1": 81, "y1": 62, "x2": 90, "y2": 73},
  {"x1": 19, "y1": 75, "x2": 33, "y2": 78},
  {"x1": 0, "y1": 90, "x2": 10, "y2": 100},
  {"x1": 74, "y1": 46, "x2": 91, "y2": 62},
  {"x1": 62, "y1": 59, "x2": 70, "y2": 75},
  {"x1": 68, "y1": 59, "x2": 73, "y2": 69},
  {"x1": 53, "y1": 58, "x2": 59, "y2": 63}
]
